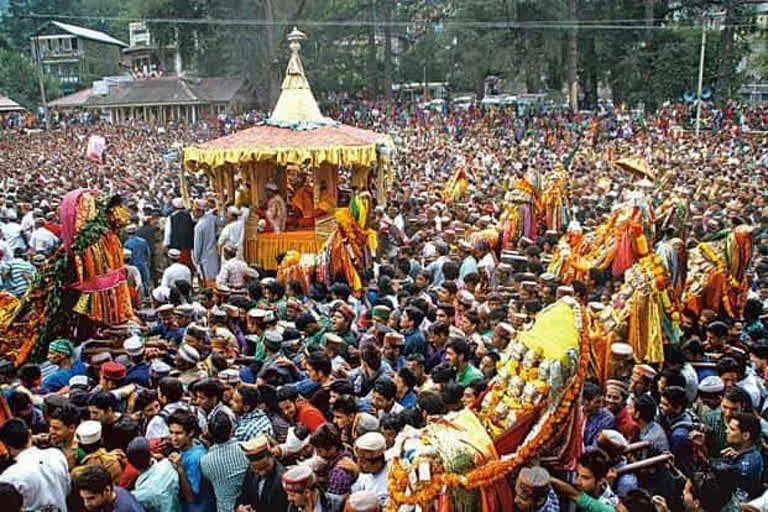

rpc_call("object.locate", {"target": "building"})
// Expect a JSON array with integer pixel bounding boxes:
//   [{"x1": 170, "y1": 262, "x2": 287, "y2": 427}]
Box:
[
  {"x1": 122, "y1": 22, "x2": 183, "y2": 77},
  {"x1": 0, "y1": 95, "x2": 24, "y2": 112},
  {"x1": 31, "y1": 21, "x2": 128, "y2": 94},
  {"x1": 49, "y1": 76, "x2": 249, "y2": 123}
]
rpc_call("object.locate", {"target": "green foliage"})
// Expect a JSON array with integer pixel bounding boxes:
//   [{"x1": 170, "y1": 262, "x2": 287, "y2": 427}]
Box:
[{"x1": 0, "y1": 48, "x2": 60, "y2": 107}]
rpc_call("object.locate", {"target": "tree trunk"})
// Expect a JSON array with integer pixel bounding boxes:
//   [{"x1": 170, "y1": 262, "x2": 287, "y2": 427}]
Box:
[
  {"x1": 368, "y1": 0, "x2": 378, "y2": 99},
  {"x1": 383, "y1": 0, "x2": 393, "y2": 101},
  {"x1": 567, "y1": 0, "x2": 578, "y2": 110},
  {"x1": 645, "y1": 0, "x2": 654, "y2": 41},
  {"x1": 716, "y1": 0, "x2": 738, "y2": 98},
  {"x1": 265, "y1": 0, "x2": 279, "y2": 109}
]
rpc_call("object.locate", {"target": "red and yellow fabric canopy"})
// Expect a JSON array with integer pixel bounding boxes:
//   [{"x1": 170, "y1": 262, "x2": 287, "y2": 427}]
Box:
[{"x1": 183, "y1": 123, "x2": 392, "y2": 170}]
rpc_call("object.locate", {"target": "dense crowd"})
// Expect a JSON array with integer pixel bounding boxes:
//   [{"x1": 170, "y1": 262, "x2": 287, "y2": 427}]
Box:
[{"x1": 0, "y1": 100, "x2": 766, "y2": 512}]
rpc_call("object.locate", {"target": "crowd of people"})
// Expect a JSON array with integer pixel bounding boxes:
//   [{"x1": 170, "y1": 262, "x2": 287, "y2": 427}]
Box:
[{"x1": 0, "y1": 98, "x2": 766, "y2": 512}]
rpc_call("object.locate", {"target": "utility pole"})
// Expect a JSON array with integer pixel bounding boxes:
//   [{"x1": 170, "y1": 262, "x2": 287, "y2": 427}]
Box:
[
  {"x1": 695, "y1": 16, "x2": 706, "y2": 137},
  {"x1": 32, "y1": 37, "x2": 50, "y2": 130}
]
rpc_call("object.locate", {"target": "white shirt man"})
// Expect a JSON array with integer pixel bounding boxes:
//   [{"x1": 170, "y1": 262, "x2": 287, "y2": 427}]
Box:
[
  {"x1": 28, "y1": 222, "x2": 60, "y2": 254},
  {"x1": 161, "y1": 249, "x2": 192, "y2": 288},
  {"x1": 0, "y1": 423, "x2": 70, "y2": 511}
]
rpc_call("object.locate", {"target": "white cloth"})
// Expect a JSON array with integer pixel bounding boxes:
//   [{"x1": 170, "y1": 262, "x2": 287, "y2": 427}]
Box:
[
  {"x1": 20, "y1": 212, "x2": 35, "y2": 237},
  {"x1": 748, "y1": 489, "x2": 768, "y2": 512},
  {"x1": 0, "y1": 446, "x2": 70, "y2": 511},
  {"x1": 350, "y1": 466, "x2": 390, "y2": 507},
  {"x1": 161, "y1": 262, "x2": 192, "y2": 289},
  {"x1": 2, "y1": 222, "x2": 26, "y2": 252},
  {"x1": 28, "y1": 227, "x2": 59, "y2": 254}
]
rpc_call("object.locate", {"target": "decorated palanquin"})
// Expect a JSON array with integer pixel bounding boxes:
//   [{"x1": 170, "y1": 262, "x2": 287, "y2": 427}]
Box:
[
  {"x1": 683, "y1": 225, "x2": 753, "y2": 318},
  {"x1": 499, "y1": 174, "x2": 540, "y2": 248},
  {"x1": 0, "y1": 190, "x2": 133, "y2": 365},
  {"x1": 386, "y1": 298, "x2": 588, "y2": 512},
  {"x1": 548, "y1": 192, "x2": 655, "y2": 283},
  {"x1": 588, "y1": 238, "x2": 686, "y2": 379},
  {"x1": 183, "y1": 28, "x2": 392, "y2": 273},
  {"x1": 443, "y1": 168, "x2": 471, "y2": 204}
]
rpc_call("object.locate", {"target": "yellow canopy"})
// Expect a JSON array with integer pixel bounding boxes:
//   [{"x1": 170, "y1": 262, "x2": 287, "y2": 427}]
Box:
[{"x1": 517, "y1": 299, "x2": 580, "y2": 361}]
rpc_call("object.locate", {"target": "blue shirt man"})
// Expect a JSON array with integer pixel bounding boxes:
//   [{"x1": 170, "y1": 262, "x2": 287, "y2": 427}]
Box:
[
  {"x1": 40, "y1": 339, "x2": 87, "y2": 394},
  {"x1": 179, "y1": 441, "x2": 215, "y2": 512},
  {"x1": 124, "y1": 228, "x2": 152, "y2": 294}
]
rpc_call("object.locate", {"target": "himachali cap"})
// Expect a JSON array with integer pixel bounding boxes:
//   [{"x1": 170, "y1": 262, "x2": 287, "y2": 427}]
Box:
[
  {"x1": 69, "y1": 375, "x2": 89, "y2": 389},
  {"x1": 632, "y1": 364, "x2": 657, "y2": 380},
  {"x1": 457, "y1": 290, "x2": 474, "y2": 307},
  {"x1": 49, "y1": 339, "x2": 74, "y2": 356},
  {"x1": 264, "y1": 330, "x2": 283, "y2": 351},
  {"x1": 215, "y1": 283, "x2": 232, "y2": 295},
  {"x1": 218, "y1": 368, "x2": 241, "y2": 385},
  {"x1": 175, "y1": 304, "x2": 195, "y2": 316},
  {"x1": 516, "y1": 466, "x2": 551, "y2": 500},
  {"x1": 282, "y1": 464, "x2": 315, "y2": 493},
  {"x1": 539, "y1": 272, "x2": 556, "y2": 283},
  {"x1": 177, "y1": 344, "x2": 201, "y2": 364},
  {"x1": 247, "y1": 308, "x2": 269, "y2": 319},
  {"x1": 355, "y1": 432, "x2": 387, "y2": 456},
  {"x1": 611, "y1": 343, "x2": 633, "y2": 359},
  {"x1": 605, "y1": 379, "x2": 629, "y2": 395},
  {"x1": 167, "y1": 248, "x2": 181, "y2": 260},
  {"x1": 337, "y1": 303, "x2": 355, "y2": 321},
  {"x1": 172, "y1": 198, "x2": 184, "y2": 209},
  {"x1": 157, "y1": 303, "x2": 175, "y2": 314},
  {"x1": 371, "y1": 305, "x2": 391, "y2": 321},
  {"x1": 556, "y1": 286, "x2": 574, "y2": 297},
  {"x1": 698, "y1": 375, "x2": 725, "y2": 394},
  {"x1": 262, "y1": 310, "x2": 277, "y2": 323},
  {"x1": 521, "y1": 281, "x2": 537, "y2": 291},
  {"x1": 345, "y1": 491, "x2": 380, "y2": 512},
  {"x1": 185, "y1": 324, "x2": 208, "y2": 342},
  {"x1": 101, "y1": 361, "x2": 127, "y2": 381},
  {"x1": 383, "y1": 332, "x2": 405, "y2": 347},
  {"x1": 149, "y1": 360, "x2": 171, "y2": 379},
  {"x1": 494, "y1": 322, "x2": 515, "y2": 338},
  {"x1": 76, "y1": 420, "x2": 102, "y2": 445},
  {"x1": 222, "y1": 304, "x2": 241, "y2": 316},
  {"x1": 91, "y1": 352, "x2": 112, "y2": 365},
  {"x1": 240, "y1": 434, "x2": 271, "y2": 459},
  {"x1": 123, "y1": 336, "x2": 145, "y2": 356}
]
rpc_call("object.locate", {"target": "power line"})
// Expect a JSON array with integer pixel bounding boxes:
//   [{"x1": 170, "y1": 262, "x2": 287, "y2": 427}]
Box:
[{"x1": 26, "y1": 12, "x2": 757, "y2": 31}]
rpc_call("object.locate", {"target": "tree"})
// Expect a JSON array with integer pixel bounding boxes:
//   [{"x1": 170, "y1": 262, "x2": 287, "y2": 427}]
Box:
[{"x1": 0, "y1": 48, "x2": 60, "y2": 107}]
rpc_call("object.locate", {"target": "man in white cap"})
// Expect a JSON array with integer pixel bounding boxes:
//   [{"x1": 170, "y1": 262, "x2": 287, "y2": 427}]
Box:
[
  {"x1": 265, "y1": 182, "x2": 287, "y2": 233},
  {"x1": 123, "y1": 336, "x2": 149, "y2": 388},
  {"x1": 192, "y1": 198, "x2": 220, "y2": 287},
  {"x1": 161, "y1": 248, "x2": 192, "y2": 289},
  {"x1": 163, "y1": 197, "x2": 195, "y2": 269},
  {"x1": 218, "y1": 206, "x2": 244, "y2": 264},
  {"x1": 349, "y1": 432, "x2": 389, "y2": 506}
]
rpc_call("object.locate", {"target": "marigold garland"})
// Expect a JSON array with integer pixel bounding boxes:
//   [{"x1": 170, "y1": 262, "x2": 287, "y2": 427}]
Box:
[{"x1": 386, "y1": 307, "x2": 590, "y2": 510}]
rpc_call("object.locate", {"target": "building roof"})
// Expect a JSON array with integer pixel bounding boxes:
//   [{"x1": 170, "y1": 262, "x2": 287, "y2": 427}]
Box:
[
  {"x1": 49, "y1": 87, "x2": 93, "y2": 108},
  {"x1": 84, "y1": 76, "x2": 246, "y2": 107},
  {"x1": 36, "y1": 21, "x2": 128, "y2": 48},
  {"x1": 0, "y1": 95, "x2": 24, "y2": 112}
]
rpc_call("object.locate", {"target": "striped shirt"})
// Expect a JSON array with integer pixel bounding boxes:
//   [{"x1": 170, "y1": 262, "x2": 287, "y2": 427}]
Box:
[
  {"x1": 0, "y1": 258, "x2": 35, "y2": 297},
  {"x1": 200, "y1": 439, "x2": 248, "y2": 512},
  {"x1": 233, "y1": 410, "x2": 274, "y2": 442}
]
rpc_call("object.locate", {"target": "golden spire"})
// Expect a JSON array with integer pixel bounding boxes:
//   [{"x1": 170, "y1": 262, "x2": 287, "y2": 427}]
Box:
[{"x1": 268, "y1": 27, "x2": 328, "y2": 126}]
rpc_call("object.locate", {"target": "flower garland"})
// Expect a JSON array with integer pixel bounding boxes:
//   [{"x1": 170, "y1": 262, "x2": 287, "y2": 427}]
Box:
[{"x1": 386, "y1": 307, "x2": 590, "y2": 510}]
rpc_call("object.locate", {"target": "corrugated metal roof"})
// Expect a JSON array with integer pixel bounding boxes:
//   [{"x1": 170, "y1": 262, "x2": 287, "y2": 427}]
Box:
[
  {"x1": 49, "y1": 87, "x2": 93, "y2": 107},
  {"x1": 0, "y1": 95, "x2": 24, "y2": 112},
  {"x1": 84, "y1": 76, "x2": 245, "y2": 107},
  {"x1": 47, "y1": 21, "x2": 128, "y2": 48}
]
